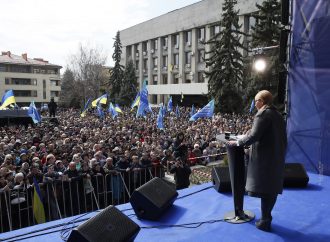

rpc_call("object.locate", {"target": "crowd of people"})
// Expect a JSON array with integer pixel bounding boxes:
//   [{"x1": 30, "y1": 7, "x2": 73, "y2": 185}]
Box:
[{"x1": 0, "y1": 106, "x2": 253, "y2": 193}]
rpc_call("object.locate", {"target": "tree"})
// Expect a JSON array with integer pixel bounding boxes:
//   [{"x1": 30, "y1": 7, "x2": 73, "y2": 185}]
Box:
[
  {"x1": 119, "y1": 60, "x2": 138, "y2": 106},
  {"x1": 109, "y1": 31, "x2": 124, "y2": 101},
  {"x1": 67, "y1": 44, "x2": 107, "y2": 106},
  {"x1": 204, "y1": 0, "x2": 245, "y2": 113},
  {"x1": 245, "y1": 0, "x2": 281, "y2": 105},
  {"x1": 59, "y1": 68, "x2": 80, "y2": 108}
]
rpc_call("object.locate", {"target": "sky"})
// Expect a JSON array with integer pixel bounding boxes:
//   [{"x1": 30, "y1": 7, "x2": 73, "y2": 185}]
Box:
[{"x1": 0, "y1": 0, "x2": 201, "y2": 72}]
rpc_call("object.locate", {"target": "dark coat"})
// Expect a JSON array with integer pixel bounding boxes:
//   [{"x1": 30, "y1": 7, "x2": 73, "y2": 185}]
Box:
[{"x1": 238, "y1": 106, "x2": 287, "y2": 196}]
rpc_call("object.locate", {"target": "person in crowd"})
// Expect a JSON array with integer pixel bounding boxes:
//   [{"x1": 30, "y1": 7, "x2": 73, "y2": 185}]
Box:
[
  {"x1": 48, "y1": 97, "x2": 57, "y2": 117},
  {"x1": 170, "y1": 156, "x2": 191, "y2": 190},
  {"x1": 227, "y1": 90, "x2": 287, "y2": 232}
]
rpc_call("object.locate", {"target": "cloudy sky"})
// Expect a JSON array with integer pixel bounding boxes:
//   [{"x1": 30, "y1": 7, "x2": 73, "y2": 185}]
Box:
[{"x1": 0, "y1": 0, "x2": 201, "y2": 71}]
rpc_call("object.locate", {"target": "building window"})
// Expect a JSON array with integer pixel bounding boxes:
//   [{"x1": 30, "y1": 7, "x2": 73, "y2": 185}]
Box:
[
  {"x1": 198, "y1": 27, "x2": 205, "y2": 41},
  {"x1": 43, "y1": 79, "x2": 46, "y2": 99},
  {"x1": 162, "y1": 74, "x2": 168, "y2": 84},
  {"x1": 14, "y1": 90, "x2": 37, "y2": 97},
  {"x1": 198, "y1": 72, "x2": 205, "y2": 83},
  {"x1": 211, "y1": 25, "x2": 221, "y2": 36},
  {"x1": 32, "y1": 79, "x2": 37, "y2": 85},
  {"x1": 173, "y1": 34, "x2": 179, "y2": 48},
  {"x1": 152, "y1": 95, "x2": 157, "y2": 104},
  {"x1": 198, "y1": 49, "x2": 205, "y2": 63},
  {"x1": 5, "y1": 78, "x2": 10, "y2": 84},
  {"x1": 185, "y1": 75, "x2": 192, "y2": 83},
  {"x1": 173, "y1": 75, "x2": 179, "y2": 84},
  {"x1": 162, "y1": 36, "x2": 168, "y2": 49},
  {"x1": 33, "y1": 68, "x2": 40, "y2": 73},
  {"x1": 153, "y1": 57, "x2": 158, "y2": 68},
  {"x1": 127, "y1": 45, "x2": 132, "y2": 60},
  {"x1": 153, "y1": 75, "x2": 158, "y2": 85},
  {"x1": 163, "y1": 56, "x2": 168, "y2": 68},
  {"x1": 51, "y1": 91, "x2": 59, "y2": 97},
  {"x1": 143, "y1": 59, "x2": 148, "y2": 73},
  {"x1": 174, "y1": 54, "x2": 179, "y2": 66},
  {"x1": 185, "y1": 52, "x2": 192, "y2": 65},
  {"x1": 185, "y1": 31, "x2": 192, "y2": 46},
  {"x1": 142, "y1": 42, "x2": 148, "y2": 55},
  {"x1": 0, "y1": 65, "x2": 6, "y2": 72},
  {"x1": 153, "y1": 39, "x2": 158, "y2": 50}
]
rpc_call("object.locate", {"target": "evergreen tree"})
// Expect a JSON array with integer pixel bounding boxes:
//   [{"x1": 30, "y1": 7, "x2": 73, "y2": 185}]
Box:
[
  {"x1": 245, "y1": 0, "x2": 281, "y2": 106},
  {"x1": 119, "y1": 60, "x2": 138, "y2": 106},
  {"x1": 109, "y1": 31, "x2": 124, "y2": 101},
  {"x1": 60, "y1": 68, "x2": 80, "y2": 108},
  {"x1": 204, "y1": 0, "x2": 245, "y2": 113}
]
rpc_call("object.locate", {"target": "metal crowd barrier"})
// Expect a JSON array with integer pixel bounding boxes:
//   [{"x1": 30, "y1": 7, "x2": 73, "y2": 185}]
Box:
[{"x1": 0, "y1": 165, "x2": 164, "y2": 233}]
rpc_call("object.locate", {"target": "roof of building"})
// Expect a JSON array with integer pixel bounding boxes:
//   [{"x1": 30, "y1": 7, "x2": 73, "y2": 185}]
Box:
[{"x1": 0, "y1": 51, "x2": 62, "y2": 68}]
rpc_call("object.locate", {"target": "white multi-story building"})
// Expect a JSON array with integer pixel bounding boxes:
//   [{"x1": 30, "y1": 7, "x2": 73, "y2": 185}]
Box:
[
  {"x1": 120, "y1": 0, "x2": 262, "y2": 105},
  {"x1": 0, "y1": 51, "x2": 62, "y2": 106}
]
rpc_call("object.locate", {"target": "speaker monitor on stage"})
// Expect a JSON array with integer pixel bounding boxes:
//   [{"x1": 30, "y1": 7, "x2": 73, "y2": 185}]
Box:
[
  {"x1": 284, "y1": 163, "x2": 309, "y2": 187},
  {"x1": 212, "y1": 166, "x2": 231, "y2": 193},
  {"x1": 67, "y1": 206, "x2": 140, "y2": 242},
  {"x1": 130, "y1": 177, "x2": 178, "y2": 220}
]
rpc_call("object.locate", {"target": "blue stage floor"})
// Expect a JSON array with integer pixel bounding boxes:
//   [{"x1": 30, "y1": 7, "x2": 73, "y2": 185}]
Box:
[{"x1": 1, "y1": 172, "x2": 329, "y2": 242}]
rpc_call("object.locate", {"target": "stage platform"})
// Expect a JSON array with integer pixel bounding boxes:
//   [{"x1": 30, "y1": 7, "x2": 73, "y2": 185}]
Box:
[{"x1": 1, "y1": 172, "x2": 329, "y2": 242}]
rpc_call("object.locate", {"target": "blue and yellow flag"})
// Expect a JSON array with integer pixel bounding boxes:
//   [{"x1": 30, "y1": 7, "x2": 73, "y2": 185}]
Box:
[
  {"x1": 81, "y1": 98, "x2": 91, "y2": 117},
  {"x1": 114, "y1": 104, "x2": 123, "y2": 113},
  {"x1": 33, "y1": 177, "x2": 46, "y2": 224},
  {"x1": 108, "y1": 102, "x2": 118, "y2": 118},
  {"x1": 0, "y1": 90, "x2": 16, "y2": 110},
  {"x1": 92, "y1": 94, "x2": 107, "y2": 107},
  {"x1": 27, "y1": 101, "x2": 41, "y2": 123},
  {"x1": 189, "y1": 99, "x2": 215, "y2": 121},
  {"x1": 97, "y1": 103, "x2": 105, "y2": 119},
  {"x1": 131, "y1": 92, "x2": 140, "y2": 110}
]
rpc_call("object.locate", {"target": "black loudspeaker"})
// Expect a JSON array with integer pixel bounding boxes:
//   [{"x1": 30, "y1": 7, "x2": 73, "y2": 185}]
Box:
[
  {"x1": 279, "y1": 29, "x2": 289, "y2": 63},
  {"x1": 278, "y1": 70, "x2": 287, "y2": 104},
  {"x1": 281, "y1": 0, "x2": 290, "y2": 25},
  {"x1": 212, "y1": 166, "x2": 231, "y2": 193},
  {"x1": 130, "y1": 177, "x2": 178, "y2": 220},
  {"x1": 284, "y1": 163, "x2": 309, "y2": 187},
  {"x1": 67, "y1": 206, "x2": 140, "y2": 242}
]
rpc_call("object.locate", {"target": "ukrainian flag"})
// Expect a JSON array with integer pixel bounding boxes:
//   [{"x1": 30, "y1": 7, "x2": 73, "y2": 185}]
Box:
[
  {"x1": 131, "y1": 92, "x2": 140, "y2": 110},
  {"x1": 81, "y1": 98, "x2": 91, "y2": 117},
  {"x1": 0, "y1": 90, "x2": 16, "y2": 110},
  {"x1": 92, "y1": 94, "x2": 107, "y2": 107},
  {"x1": 114, "y1": 104, "x2": 123, "y2": 113},
  {"x1": 33, "y1": 177, "x2": 46, "y2": 224}
]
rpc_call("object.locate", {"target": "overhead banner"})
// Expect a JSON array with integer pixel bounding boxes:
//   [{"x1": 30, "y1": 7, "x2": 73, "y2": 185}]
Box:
[{"x1": 286, "y1": 0, "x2": 330, "y2": 175}]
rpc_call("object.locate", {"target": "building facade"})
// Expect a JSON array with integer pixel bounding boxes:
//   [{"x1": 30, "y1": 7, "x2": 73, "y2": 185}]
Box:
[
  {"x1": 0, "y1": 51, "x2": 62, "y2": 106},
  {"x1": 120, "y1": 0, "x2": 263, "y2": 106}
]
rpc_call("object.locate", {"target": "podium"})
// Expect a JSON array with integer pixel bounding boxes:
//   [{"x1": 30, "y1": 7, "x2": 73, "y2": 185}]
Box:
[{"x1": 216, "y1": 134, "x2": 255, "y2": 224}]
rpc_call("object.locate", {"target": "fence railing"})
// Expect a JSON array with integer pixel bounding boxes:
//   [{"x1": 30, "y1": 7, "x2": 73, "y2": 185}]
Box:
[{"x1": 0, "y1": 165, "x2": 165, "y2": 233}]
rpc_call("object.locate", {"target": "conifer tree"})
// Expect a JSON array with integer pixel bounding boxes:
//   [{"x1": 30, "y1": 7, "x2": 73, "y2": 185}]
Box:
[
  {"x1": 119, "y1": 60, "x2": 138, "y2": 106},
  {"x1": 109, "y1": 31, "x2": 124, "y2": 101},
  {"x1": 204, "y1": 0, "x2": 245, "y2": 113}
]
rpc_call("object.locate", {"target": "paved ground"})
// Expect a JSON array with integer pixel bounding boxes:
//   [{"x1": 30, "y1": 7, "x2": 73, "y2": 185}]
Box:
[{"x1": 164, "y1": 160, "x2": 225, "y2": 186}]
